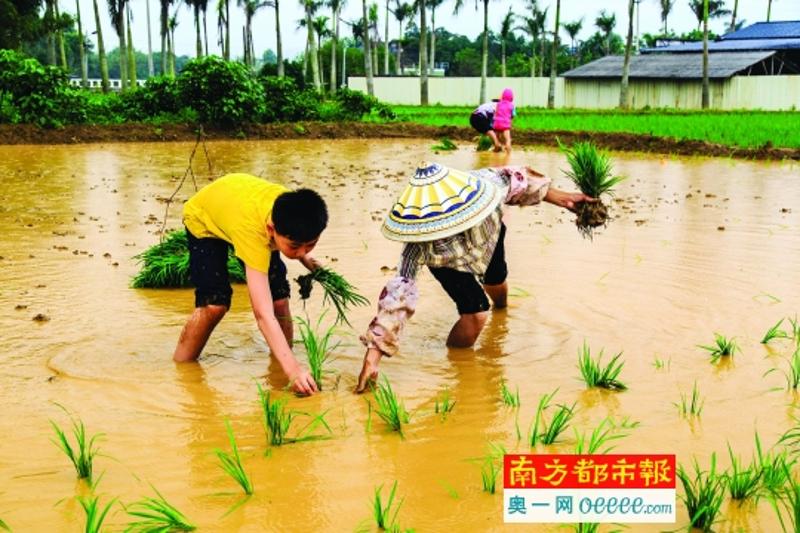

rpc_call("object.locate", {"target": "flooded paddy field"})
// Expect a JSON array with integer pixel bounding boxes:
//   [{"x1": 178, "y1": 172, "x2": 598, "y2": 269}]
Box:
[{"x1": 0, "y1": 139, "x2": 798, "y2": 531}]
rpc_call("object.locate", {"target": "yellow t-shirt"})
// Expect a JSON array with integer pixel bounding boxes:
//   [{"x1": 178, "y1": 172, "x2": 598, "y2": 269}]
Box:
[{"x1": 183, "y1": 173, "x2": 289, "y2": 273}]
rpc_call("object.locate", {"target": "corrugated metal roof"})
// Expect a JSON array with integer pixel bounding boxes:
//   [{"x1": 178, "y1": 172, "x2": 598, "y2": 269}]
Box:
[
  {"x1": 563, "y1": 52, "x2": 776, "y2": 80},
  {"x1": 722, "y1": 21, "x2": 800, "y2": 40},
  {"x1": 644, "y1": 37, "x2": 800, "y2": 53}
]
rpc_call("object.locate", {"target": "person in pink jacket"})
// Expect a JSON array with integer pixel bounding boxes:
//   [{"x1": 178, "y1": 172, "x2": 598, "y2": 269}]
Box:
[{"x1": 493, "y1": 88, "x2": 516, "y2": 153}]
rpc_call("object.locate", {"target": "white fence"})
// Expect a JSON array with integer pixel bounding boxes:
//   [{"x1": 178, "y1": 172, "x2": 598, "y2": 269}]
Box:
[
  {"x1": 349, "y1": 75, "x2": 800, "y2": 110},
  {"x1": 68, "y1": 78, "x2": 147, "y2": 90}
]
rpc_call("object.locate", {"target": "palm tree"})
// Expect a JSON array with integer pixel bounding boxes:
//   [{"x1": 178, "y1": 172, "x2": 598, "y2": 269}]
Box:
[
  {"x1": 168, "y1": 10, "x2": 178, "y2": 75},
  {"x1": 126, "y1": 4, "x2": 136, "y2": 85},
  {"x1": 145, "y1": 0, "x2": 154, "y2": 76},
  {"x1": 108, "y1": 0, "x2": 129, "y2": 89},
  {"x1": 562, "y1": 19, "x2": 582, "y2": 68},
  {"x1": 595, "y1": 9, "x2": 616, "y2": 56},
  {"x1": 728, "y1": 0, "x2": 737, "y2": 32},
  {"x1": 55, "y1": 0, "x2": 68, "y2": 68},
  {"x1": 427, "y1": 0, "x2": 443, "y2": 73},
  {"x1": 299, "y1": 0, "x2": 322, "y2": 89},
  {"x1": 658, "y1": 0, "x2": 675, "y2": 33},
  {"x1": 383, "y1": 0, "x2": 390, "y2": 74},
  {"x1": 499, "y1": 8, "x2": 514, "y2": 77},
  {"x1": 368, "y1": 2, "x2": 379, "y2": 74},
  {"x1": 327, "y1": 0, "x2": 345, "y2": 93},
  {"x1": 688, "y1": 0, "x2": 730, "y2": 30},
  {"x1": 75, "y1": 0, "x2": 88, "y2": 85},
  {"x1": 273, "y1": 0, "x2": 284, "y2": 75},
  {"x1": 161, "y1": 0, "x2": 172, "y2": 73},
  {"x1": 418, "y1": 0, "x2": 428, "y2": 104},
  {"x1": 241, "y1": 0, "x2": 270, "y2": 67},
  {"x1": 767, "y1": 0, "x2": 775, "y2": 22},
  {"x1": 547, "y1": 0, "x2": 559, "y2": 108},
  {"x1": 701, "y1": 0, "x2": 709, "y2": 108},
  {"x1": 619, "y1": 0, "x2": 634, "y2": 108},
  {"x1": 517, "y1": 16, "x2": 538, "y2": 76},
  {"x1": 312, "y1": 15, "x2": 330, "y2": 86},
  {"x1": 362, "y1": 0, "x2": 374, "y2": 94},
  {"x1": 454, "y1": 0, "x2": 497, "y2": 102},
  {"x1": 187, "y1": 0, "x2": 204, "y2": 57},
  {"x1": 91, "y1": 0, "x2": 110, "y2": 90},
  {"x1": 392, "y1": 1, "x2": 413, "y2": 75},
  {"x1": 199, "y1": 0, "x2": 209, "y2": 55}
]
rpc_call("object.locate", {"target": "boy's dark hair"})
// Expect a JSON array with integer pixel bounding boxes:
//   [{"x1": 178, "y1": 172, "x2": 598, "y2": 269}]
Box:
[{"x1": 272, "y1": 189, "x2": 328, "y2": 242}]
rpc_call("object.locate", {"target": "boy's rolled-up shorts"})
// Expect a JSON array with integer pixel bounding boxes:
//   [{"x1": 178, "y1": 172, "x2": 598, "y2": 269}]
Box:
[
  {"x1": 470, "y1": 112, "x2": 493, "y2": 134},
  {"x1": 428, "y1": 224, "x2": 508, "y2": 315},
  {"x1": 186, "y1": 228, "x2": 290, "y2": 308}
]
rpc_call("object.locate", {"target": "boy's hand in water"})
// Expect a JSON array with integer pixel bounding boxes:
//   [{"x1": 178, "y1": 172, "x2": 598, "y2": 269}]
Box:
[
  {"x1": 355, "y1": 347, "x2": 383, "y2": 393},
  {"x1": 289, "y1": 367, "x2": 319, "y2": 396}
]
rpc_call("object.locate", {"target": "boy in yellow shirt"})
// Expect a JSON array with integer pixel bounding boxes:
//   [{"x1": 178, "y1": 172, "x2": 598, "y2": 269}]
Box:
[{"x1": 174, "y1": 173, "x2": 328, "y2": 395}]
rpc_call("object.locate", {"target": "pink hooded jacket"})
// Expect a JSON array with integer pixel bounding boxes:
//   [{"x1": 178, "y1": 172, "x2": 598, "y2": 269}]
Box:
[{"x1": 493, "y1": 88, "x2": 515, "y2": 130}]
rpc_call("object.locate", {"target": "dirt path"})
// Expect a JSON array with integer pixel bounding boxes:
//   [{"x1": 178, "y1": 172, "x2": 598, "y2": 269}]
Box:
[{"x1": 1, "y1": 122, "x2": 798, "y2": 161}]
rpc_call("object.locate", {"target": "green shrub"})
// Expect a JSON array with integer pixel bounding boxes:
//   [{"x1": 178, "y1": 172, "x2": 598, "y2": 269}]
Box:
[
  {"x1": 334, "y1": 87, "x2": 394, "y2": 120},
  {"x1": 178, "y1": 56, "x2": 265, "y2": 127}
]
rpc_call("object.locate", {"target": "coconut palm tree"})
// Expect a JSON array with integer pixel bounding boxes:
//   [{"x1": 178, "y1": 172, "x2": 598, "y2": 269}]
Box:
[
  {"x1": 427, "y1": 0, "x2": 443, "y2": 73},
  {"x1": 547, "y1": 0, "x2": 560, "y2": 108},
  {"x1": 701, "y1": 0, "x2": 709, "y2": 108},
  {"x1": 658, "y1": 0, "x2": 675, "y2": 33},
  {"x1": 517, "y1": 16, "x2": 538, "y2": 76},
  {"x1": 312, "y1": 15, "x2": 330, "y2": 86},
  {"x1": 75, "y1": 0, "x2": 88, "y2": 85},
  {"x1": 145, "y1": 0, "x2": 154, "y2": 75},
  {"x1": 766, "y1": 0, "x2": 775, "y2": 22},
  {"x1": 91, "y1": 0, "x2": 110, "y2": 90},
  {"x1": 241, "y1": 0, "x2": 270, "y2": 67},
  {"x1": 300, "y1": 0, "x2": 322, "y2": 89},
  {"x1": 499, "y1": 8, "x2": 514, "y2": 77},
  {"x1": 55, "y1": 0, "x2": 68, "y2": 68},
  {"x1": 728, "y1": 0, "x2": 737, "y2": 32},
  {"x1": 168, "y1": 10, "x2": 178, "y2": 75},
  {"x1": 186, "y1": 0, "x2": 204, "y2": 57},
  {"x1": 595, "y1": 9, "x2": 616, "y2": 56},
  {"x1": 273, "y1": 0, "x2": 284, "y2": 75},
  {"x1": 418, "y1": 0, "x2": 427, "y2": 103},
  {"x1": 108, "y1": 0, "x2": 129, "y2": 89},
  {"x1": 454, "y1": 0, "x2": 498, "y2": 102},
  {"x1": 688, "y1": 0, "x2": 729, "y2": 30},
  {"x1": 160, "y1": 0, "x2": 172, "y2": 72},
  {"x1": 327, "y1": 0, "x2": 345, "y2": 93},
  {"x1": 562, "y1": 18, "x2": 582, "y2": 68},
  {"x1": 368, "y1": 2, "x2": 379, "y2": 73},
  {"x1": 517, "y1": 2, "x2": 546, "y2": 77},
  {"x1": 362, "y1": 0, "x2": 374, "y2": 94},
  {"x1": 126, "y1": 4, "x2": 136, "y2": 85},
  {"x1": 198, "y1": 0, "x2": 209, "y2": 55},
  {"x1": 392, "y1": 1, "x2": 413, "y2": 75},
  {"x1": 383, "y1": 0, "x2": 390, "y2": 74},
  {"x1": 619, "y1": 0, "x2": 634, "y2": 108}
]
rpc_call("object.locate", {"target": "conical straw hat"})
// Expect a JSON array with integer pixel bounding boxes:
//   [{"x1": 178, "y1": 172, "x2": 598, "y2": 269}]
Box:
[{"x1": 381, "y1": 162, "x2": 503, "y2": 243}]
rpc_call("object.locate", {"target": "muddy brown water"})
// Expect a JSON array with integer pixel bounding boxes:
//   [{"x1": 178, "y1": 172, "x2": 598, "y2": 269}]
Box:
[{"x1": 0, "y1": 139, "x2": 798, "y2": 532}]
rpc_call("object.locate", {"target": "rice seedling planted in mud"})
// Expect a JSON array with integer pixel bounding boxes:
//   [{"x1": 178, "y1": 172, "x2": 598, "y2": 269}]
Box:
[
  {"x1": 762, "y1": 318, "x2": 790, "y2": 344},
  {"x1": 294, "y1": 267, "x2": 369, "y2": 326},
  {"x1": 125, "y1": 486, "x2": 196, "y2": 532},
  {"x1": 50, "y1": 411, "x2": 103, "y2": 482},
  {"x1": 675, "y1": 382, "x2": 704, "y2": 417},
  {"x1": 725, "y1": 443, "x2": 762, "y2": 502},
  {"x1": 214, "y1": 420, "x2": 253, "y2": 495},
  {"x1": 500, "y1": 380, "x2": 521, "y2": 408},
  {"x1": 577, "y1": 342, "x2": 627, "y2": 391},
  {"x1": 756, "y1": 432, "x2": 795, "y2": 497},
  {"x1": 372, "y1": 481, "x2": 404, "y2": 531},
  {"x1": 131, "y1": 230, "x2": 244, "y2": 288},
  {"x1": 79, "y1": 495, "x2": 116, "y2": 533},
  {"x1": 529, "y1": 389, "x2": 576, "y2": 446},
  {"x1": 558, "y1": 139, "x2": 625, "y2": 239},
  {"x1": 434, "y1": 388, "x2": 456, "y2": 420},
  {"x1": 431, "y1": 137, "x2": 458, "y2": 151},
  {"x1": 677, "y1": 454, "x2": 726, "y2": 532},
  {"x1": 0, "y1": 518, "x2": 9, "y2": 532},
  {"x1": 257, "y1": 384, "x2": 332, "y2": 446},
  {"x1": 698, "y1": 333, "x2": 738, "y2": 363},
  {"x1": 769, "y1": 463, "x2": 800, "y2": 532},
  {"x1": 370, "y1": 377, "x2": 410, "y2": 437},
  {"x1": 478, "y1": 443, "x2": 507, "y2": 494},
  {"x1": 573, "y1": 417, "x2": 635, "y2": 455},
  {"x1": 765, "y1": 345, "x2": 800, "y2": 390},
  {"x1": 295, "y1": 314, "x2": 338, "y2": 390}
]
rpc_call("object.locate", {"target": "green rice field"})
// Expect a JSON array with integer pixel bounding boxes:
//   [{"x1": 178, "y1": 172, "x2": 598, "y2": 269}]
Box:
[{"x1": 376, "y1": 106, "x2": 800, "y2": 150}]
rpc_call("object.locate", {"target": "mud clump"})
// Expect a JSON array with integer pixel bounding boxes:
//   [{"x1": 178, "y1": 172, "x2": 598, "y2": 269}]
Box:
[{"x1": 575, "y1": 201, "x2": 609, "y2": 238}]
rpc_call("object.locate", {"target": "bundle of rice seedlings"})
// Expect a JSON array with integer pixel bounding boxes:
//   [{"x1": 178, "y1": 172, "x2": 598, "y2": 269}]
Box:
[
  {"x1": 295, "y1": 314, "x2": 339, "y2": 390},
  {"x1": 125, "y1": 486, "x2": 196, "y2": 532},
  {"x1": 214, "y1": 420, "x2": 253, "y2": 495},
  {"x1": 50, "y1": 408, "x2": 103, "y2": 482},
  {"x1": 295, "y1": 267, "x2": 369, "y2": 326},
  {"x1": 372, "y1": 481, "x2": 404, "y2": 530},
  {"x1": 256, "y1": 384, "x2": 332, "y2": 446},
  {"x1": 370, "y1": 377, "x2": 410, "y2": 437},
  {"x1": 131, "y1": 230, "x2": 245, "y2": 288},
  {"x1": 559, "y1": 140, "x2": 625, "y2": 239},
  {"x1": 79, "y1": 495, "x2": 116, "y2": 533},
  {"x1": 577, "y1": 342, "x2": 627, "y2": 391},
  {"x1": 476, "y1": 135, "x2": 494, "y2": 151},
  {"x1": 677, "y1": 454, "x2": 726, "y2": 532},
  {"x1": 432, "y1": 137, "x2": 458, "y2": 151}
]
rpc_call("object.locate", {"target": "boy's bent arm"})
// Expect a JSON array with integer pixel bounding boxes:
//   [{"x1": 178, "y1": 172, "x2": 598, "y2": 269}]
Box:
[{"x1": 245, "y1": 264, "x2": 318, "y2": 395}]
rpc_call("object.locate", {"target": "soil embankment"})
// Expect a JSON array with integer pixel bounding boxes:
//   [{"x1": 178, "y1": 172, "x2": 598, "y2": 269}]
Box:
[{"x1": 0, "y1": 122, "x2": 797, "y2": 161}]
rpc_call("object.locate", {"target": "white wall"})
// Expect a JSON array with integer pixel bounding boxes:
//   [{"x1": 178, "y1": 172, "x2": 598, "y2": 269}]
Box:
[{"x1": 349, "y1": 76, "x2": 800, "y2": 110}]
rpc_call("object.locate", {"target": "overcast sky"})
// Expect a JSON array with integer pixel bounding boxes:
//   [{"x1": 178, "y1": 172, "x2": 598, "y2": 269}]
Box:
[{"x1": 71, "y1": 0, "x2": 800, "y2": 63}]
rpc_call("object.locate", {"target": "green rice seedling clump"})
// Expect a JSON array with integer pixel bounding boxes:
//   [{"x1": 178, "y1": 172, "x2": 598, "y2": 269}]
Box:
[
  {"x1": 295, "y1": 266, "x2": 369, "y2": 326},
  {"x1": 698, "y1": 333, "x2": 738, "y2": 364},
  {"x1": 677, "y1": 454, "x2": 726, "y2": 532},
  {"x1": 725, "y1": 443, "x2": 762, "y2": 502},
  {"x1": 765, "y1": 346, "x2": 800, "y2": 390},
  {"x1": 295, "y1": 314, "x2": 338, "y2": 390},
  {"x1": 125, "y1": 486, "x2": 196, "y2": 532},
  {"x1": 431, "y1": 137, "x2": 458, "y2": 151},
  {"x1": 131, "y1": 230, "x2": 244, "y2": 288},
  {"x1": 762, "y1": 318, "x2": 790, "y2": 344},
  {"x1": 0, "y1": 518, "x2": 9, "y2": 532},
  {"x1": 257, "y1": 384, "x2": 332, "y2": 446},
  {"x1": 476, "y1": 134, "x2": 494, "y2": 151},
  {"x1": 558, "y1": 139, "x2": 625, "y2": 239},
  {"x1": 477, "y1": 442, "x2": 507, "y2": 494},
  {"x1": 675, "y1": 382, "x2": 704, "y2": 417},
  {"x1": 577, "y1": 342, "x2": 627, "y2": 390},
  {"x1": 500, "y1": 379, "x2": 520, "y2": 408},
  {"x1": 80, "y1": 495, "x2": 116, "y2": 533},
  {"x1": 370, "y1": 377, "x2": 410, "y2": 437},
  {"x1": 769, "y1": 463, "x2": 800, "y2": 532},
  {"x1": 372, "y1": 481, "x2": 404, "y2": 531},
  {"x1": 50, "y1": 411, "x2": 103, "y2": 482},
  {"x1": 434, "y1": 388, "x2": 456, "y2": 420},
  {"x1": 573, "y1": 417, "x2": 632, "y2": 455},
  {"x1": 529, "y1": 389, "x2": 576, "y2": 446},
  {"x1": 214, "y1": 420, "x2": 253, "y2": 495},
  {"x1": 756, "y1": 432, "x2": 795, "y2": 498}
]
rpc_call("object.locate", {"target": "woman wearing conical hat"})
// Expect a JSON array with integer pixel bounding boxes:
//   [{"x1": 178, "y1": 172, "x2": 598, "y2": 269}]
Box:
[{"x1": 356, "y1": 162, "x2": 596, "y2": 392}]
